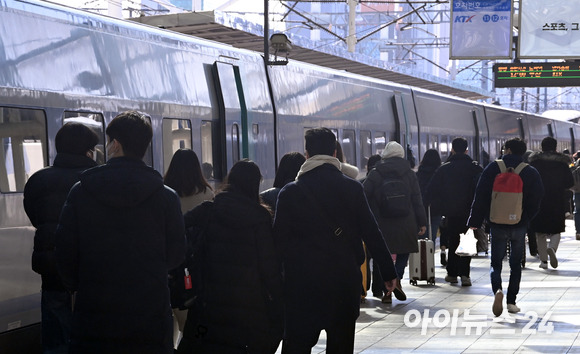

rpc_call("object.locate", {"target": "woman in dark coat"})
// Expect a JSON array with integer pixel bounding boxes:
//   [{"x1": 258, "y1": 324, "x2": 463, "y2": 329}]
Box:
[
  {"x1": 178, "y1": 160, "x2": 283, "y2": 354},
  {"x1": 416, "y1": 149, "x2": 445, "y2": 264},
  {"x1": 363, "y1": 142, "x2": 427, "y2": 303}
]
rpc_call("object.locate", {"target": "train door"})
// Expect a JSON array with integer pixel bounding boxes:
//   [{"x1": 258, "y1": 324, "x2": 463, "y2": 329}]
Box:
[
  {"x1": 0, "y1": 106, "x2": 47, "y2": 340},
  {"x1": 212, "y1": 62, "x2": 244, "y2": 180},
  {"x1": 472, "y1": 106, "x2": 490, "y2": 167},
  {"x1": 392, "y1": 92, "x2": 410, "y2": 161}
]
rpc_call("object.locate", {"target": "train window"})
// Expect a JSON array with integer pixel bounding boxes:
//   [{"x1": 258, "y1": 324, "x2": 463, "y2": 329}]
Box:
[
  {"x1": 200, "y1": 121, "x2": 214, "y2": 181},
  {"x1": 0, "y1": 107, "x2": 47, "y2": 193},
  {"x1": 142, "y1": 116, "x2": 154, "y2": 167},
  {"x1": 373, "y1": 131, "x2": 386, "y2": 156},
  {"x1": 63, "y1": 112, "x2": 105, "y2": 165},
  {"x1": 232, "y1": 124, "x2": 240, "y2": 164},
  {"x1": 341, "y1": 129, "x2": 356, "y2": 166},
  {"x1": 360, "y1": 130, "x2": 371, "y2": 170},
  {"x1": 162, "y1": 118, "x2": 192, "y2": 174}
]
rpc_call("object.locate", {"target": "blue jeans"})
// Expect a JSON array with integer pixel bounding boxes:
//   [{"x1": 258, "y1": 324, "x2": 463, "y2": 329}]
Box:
[
  {"x1": 394, "y1": 253, "x2": 410, "y2": 280},
  {"x1": 41, "y1": 290, "x2": 72, "y2": 354},
  {"x1": 490, "y1": 225, "x2": 527, "y2": 305}
]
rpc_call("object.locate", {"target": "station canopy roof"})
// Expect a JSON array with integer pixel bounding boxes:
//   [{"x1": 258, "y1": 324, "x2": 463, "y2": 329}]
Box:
[{"x1": 130, "y1": 11, "x2": 492, "y2": 101}]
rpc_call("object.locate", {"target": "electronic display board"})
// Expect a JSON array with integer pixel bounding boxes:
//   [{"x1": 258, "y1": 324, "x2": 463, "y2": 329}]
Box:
[{"x1": 493, "y1": 62, "x2": 580, "y2": 88}]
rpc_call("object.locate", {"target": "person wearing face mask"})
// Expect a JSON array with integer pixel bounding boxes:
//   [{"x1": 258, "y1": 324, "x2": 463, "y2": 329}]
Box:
[
  {"x1": 23, "y1": 122, "x2": 99, "y2": 354},
  {"x1": 55, "y1": 111, "x2": 185, "y2": 354}
]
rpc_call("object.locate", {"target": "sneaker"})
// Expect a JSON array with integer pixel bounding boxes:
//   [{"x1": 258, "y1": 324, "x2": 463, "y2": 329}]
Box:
[
  {"x1": 547, "y1": 247, "x2": 558, "y2": 268},
  {"x1": 440, "y1": 251, "x2": 447, "y2": 266},
  {"x1": 445, "y1": 275, "x2": 458, "y2": 283},
  {"x1": 492, "y1": 289, "x2": 504, "y2": 317},
  {"x1": 576, "y1": 234, "x2": 580, "y2": 241},
  {"x1": 461, "y1": 276, "x2": 472, "y2": 287},
  {"x1": 381, "y1": 293, "x2": 392, "y2": 304},
  {"x1": 507, "y1": 303, "x2": 520, "y2": 313},
  {"x1": 539, "y1": 261, "x2": 548, "y2": 269}
]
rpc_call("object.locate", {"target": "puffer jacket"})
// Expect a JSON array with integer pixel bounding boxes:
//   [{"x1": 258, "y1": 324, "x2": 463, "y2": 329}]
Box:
[{"x1": 23, "y1": 153, "x2": 97, "y2": 291}]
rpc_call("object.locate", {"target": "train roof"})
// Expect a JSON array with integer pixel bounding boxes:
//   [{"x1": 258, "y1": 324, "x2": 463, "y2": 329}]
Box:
[{"x1": 129, "y1": 11, "x2": 493, "y2": 102}]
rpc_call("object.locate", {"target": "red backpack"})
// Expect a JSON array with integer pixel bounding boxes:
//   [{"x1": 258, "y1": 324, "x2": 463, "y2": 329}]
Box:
[{"x1": 489, "y1": 159, "x2": 528, "y2": 225}]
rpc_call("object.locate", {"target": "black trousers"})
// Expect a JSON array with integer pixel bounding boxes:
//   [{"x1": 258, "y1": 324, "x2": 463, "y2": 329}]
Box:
[
  {"x1": 281, "y1": 319, "x2": 355, "y2": 354},
  {"x1": 444, "y1": 216, "x2": 472, "y2": 277}
]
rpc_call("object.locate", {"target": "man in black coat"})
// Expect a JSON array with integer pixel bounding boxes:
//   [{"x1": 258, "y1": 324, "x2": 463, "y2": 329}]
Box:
[
  {"x1": 24, "y1": 122, "x2": 98, "y2": 354},
  {"x1": 425, "y1": 138, "x2": 483, "y2": 287},
  {"x1": 273, "y1": 128, "x2": 398, "y2": 353},
  {"x1": 55, "y1": 111, "x2": 185, "y2": 354},
  {"x1": 529, "y1": 137, "x2": 574, "y2": 269}
]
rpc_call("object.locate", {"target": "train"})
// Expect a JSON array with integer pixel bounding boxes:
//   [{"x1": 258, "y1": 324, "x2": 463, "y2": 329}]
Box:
[{"x1": 1, "y1": 0, "x2": 579, "y2": 351}]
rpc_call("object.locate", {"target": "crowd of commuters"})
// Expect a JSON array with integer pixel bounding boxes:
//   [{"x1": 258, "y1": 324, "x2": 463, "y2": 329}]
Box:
[{"x1": 24, "y1": 111, "x2": 580, "y2": 353}]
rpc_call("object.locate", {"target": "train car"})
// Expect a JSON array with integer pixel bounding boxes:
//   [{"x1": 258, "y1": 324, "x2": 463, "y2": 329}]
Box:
[{"x1": 1, "y1": 0, "x2": 579, "y2": 351}]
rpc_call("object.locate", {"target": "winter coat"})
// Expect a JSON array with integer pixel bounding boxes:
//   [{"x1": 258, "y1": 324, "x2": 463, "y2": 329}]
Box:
[
  {"x1": 363, "y1": 157, "x2": 427, "y2": 254},
  {"x1": 425, "y1": 153, "x2": 483, "y2": 222},
  {"x1": 416, "y1": 163, "x2": 441, "y2": 216},
  {"x1": 23, "y1": 153, "x2": 97, "y2": 291},
  {"x1": 55, "y1": 157, "x2": 186, "y2": 354},
  {"x1": 529, "y1": 151, "x2": 574, "y2": 233},
  {"x1": 180, "y1": 191, "x2": 282, "y2": 353},
  {"x1": 260, "y1": 187, "x2": 281, "y2": 212},
  {"x1": 468, "y1": 154, "x2": 544, "y2": 229},
  {"x1": 273, "y1": 163, "x2": 397, "y2": 328}
]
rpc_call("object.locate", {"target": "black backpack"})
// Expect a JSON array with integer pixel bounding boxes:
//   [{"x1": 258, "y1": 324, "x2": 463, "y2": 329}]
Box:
[
  {"x1": 168, "y1": 201, "x2": 213, "y2": 310},
  {"x1": 377, "y1": 171, "x2": 411, "y2": 218}
]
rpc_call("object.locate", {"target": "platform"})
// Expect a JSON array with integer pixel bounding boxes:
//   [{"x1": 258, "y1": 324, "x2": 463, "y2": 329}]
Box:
[{"x1": 287, "y1": 220, "x2": 580, "y2": 353}]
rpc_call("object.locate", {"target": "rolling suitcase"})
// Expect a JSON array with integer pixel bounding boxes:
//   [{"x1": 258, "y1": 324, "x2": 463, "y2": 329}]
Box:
[{"x1": 409, "y1": 239, "x2": 435, "y2": 285}]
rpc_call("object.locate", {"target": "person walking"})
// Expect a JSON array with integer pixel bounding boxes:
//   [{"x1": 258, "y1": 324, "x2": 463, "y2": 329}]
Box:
[
  {"x1": 163, "y1": 148, "x2": 214, "y2": 347},
  {"x1": 23, "y1": 122, "x2": 99, "y2": 354},
  {"x1": 529, "y1": 137, "x2": 574, "y2": 269},
  {"x1": 416, "y1": 149, "x2": 445, "y2": 265},
  {"x1": 178, "y1": 160, "x2": 283, "y2": 353},
  {"x1": 363, "y1": 141, "x2": 427, "y2": 303},
  {"x1": 273, "y1": 128, "x2": 398, "y2": 354},
  {"x1": 55, "y1": 111, "x2": 186, "y2": 354},
  {"x1": 468, "y1": 138, "x2": 543, "y2": 316},
  {"x1": 425, "y1": 137, "x2": 482, "y2": 287}
]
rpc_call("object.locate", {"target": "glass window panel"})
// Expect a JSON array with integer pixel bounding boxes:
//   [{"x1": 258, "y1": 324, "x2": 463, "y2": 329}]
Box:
[
  {"x1": 360, "y1": 130, "x2": 371, "y2": 172},
  {"x1": 0, "y1": 107, "x2": 47, "y2": 193},
  {"x1": 63, "y1": 112, "x2": 105, "y2": 164},
  {"x1": 373, "y1": 131, "x2": 386, "y2": 156},
  {"x1": 342, "y1": 129, "x2": 356, "y2": 166},
  {"x1": 162, "y1": 118, "x2": 192, "y2": 174}
]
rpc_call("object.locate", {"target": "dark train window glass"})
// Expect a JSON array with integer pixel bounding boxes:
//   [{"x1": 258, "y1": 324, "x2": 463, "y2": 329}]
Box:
[
  {"x1": 360, "y1": 130, "x2": 371, "y2": 171},
  {"x1": 142, "y1": 116, "x2": 153, "y2": 167},
  {"x1": 162, "y1": 118, "x2": 192, "y2": 175},
  {"x1": 63, "y1": 112, "x2": 105, "y2": 165},
  {"x1": 232, "y1": 124, "x2": 240, "y2": 164},
  {"x1": 0, "y1": 107, "x2": 47, "y2": 193},
  {"x1": 440, "y1": 136, "x2": 450, "y2": 162},
  {"x1": 373, "y1": 131, "x2": 386, "y2": 156},
  {"x1": 342, "y1": 129, "x2": 356, "y2": 166},
  {"x1": 201, "y1": 121, "x2": 214, "y2": 182}
]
